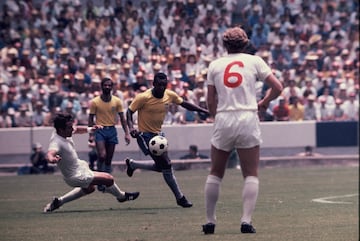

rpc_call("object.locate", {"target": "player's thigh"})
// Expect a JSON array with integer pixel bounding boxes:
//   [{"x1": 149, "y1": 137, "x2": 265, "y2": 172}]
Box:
[
  {"x1": 96, "y1": 141, "x2": 106, "y2": 157},
  {"x1": 236, "y1": 146, "x2": 259, "y2": 178},
  {"x1": 91, "y1": 171, "x2": 114, "y2": 186},
  {"x1": 210, "y1": 145, "x2": 231, "y2": 178}
]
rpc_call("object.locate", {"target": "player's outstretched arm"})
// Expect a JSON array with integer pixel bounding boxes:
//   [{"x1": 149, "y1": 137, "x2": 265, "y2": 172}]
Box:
[
  {"x1": 73, "y1": 125, "x2": 103, "y2": 134},
  {"x1": 180, "y1": 100, "x2": 209, "y2": 115}
]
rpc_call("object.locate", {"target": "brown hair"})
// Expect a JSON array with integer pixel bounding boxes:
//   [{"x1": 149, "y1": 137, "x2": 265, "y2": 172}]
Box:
[{"x1": 222, "y1": 27, "x2": 250, "y2": 53}]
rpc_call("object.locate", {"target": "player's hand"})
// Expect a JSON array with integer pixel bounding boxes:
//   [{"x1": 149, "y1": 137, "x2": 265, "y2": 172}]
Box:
[
  {"x1": 198, "y1": 109, "x2": 209, "y2": 115},
  {"x1": 125, "y1": 133, "x2": 131, "y2": 145},
  {"x1": 257, "y1": 100, "x2": 269, "y2": 112},
  {"x1": 130, "y1": 129, "x2": 139, "y2": 138},
  {"x1": 49, "y1": 154, "x2": 61, "y2": 164},
  {"x1": 93, "y1": 125, "x2": 103, "y2": 130}
]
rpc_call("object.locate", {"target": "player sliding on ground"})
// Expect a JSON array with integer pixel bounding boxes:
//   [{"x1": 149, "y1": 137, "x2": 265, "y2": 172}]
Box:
[
  {"x1": 43, "y1": 112, "x2": 139, "y2": 213},
  {"x1": 125, "y1": 72, "x2": 209, "y2": 208}
]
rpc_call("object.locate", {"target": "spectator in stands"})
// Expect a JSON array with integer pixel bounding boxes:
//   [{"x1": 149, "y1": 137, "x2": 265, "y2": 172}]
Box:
[
  {"x1": 303, "y1": 95, "x2": 319, "y2": 121},
  {"x1": 15, "y1": 104, "x2": 32, "y2": 127},
  {"x1": 180, "y1": 144, "x2": 208, "y2": 160},
  {"x1": 33, "y1": 101, "x2": 47, "y2": 126},
  {"x1": 30, "y1": 142, "x2": 54, "y2": 174},
  {"x1": 15, "y1": 86, "x2": 32, "y2": 110},
  {"x1": 301, "y1": 79, "x2": 317, "y2": 100},
  {"x1": 296, "y1": 145, "x2": 322, "y2": 157},
  {"x1": 76, "y1": 101, "x2": 90, "y2": 126},
  {"x1": 318, "y1": 96, "x2": 333, "y2": 121},
  {"x1": 288, "y1": 96, "x2": 304, "y2": 121},
  {"x1": 332, "y1": 98, "x2": 347, "y2": 121},
  {"x1": 60, "y1": 91, "x2": 81, "y2": 116},
  {"x1": 282, "y1": 79, "x2": 302, "y2": 101},
  {"x1": 318, "y1": 87, "x2": 335, "y2": 109},
  {"x1": 273, "y1": 96, "x2": 290, "y2": 121},
  {"x1": 0, "y1": 108, "x2": 13, "y2": 128},
  {"x1": 0, "y1": 0, "x2": 358, "y2": 129},
  {"x1": 342, "y1": 92, "x2": 359, "y2": 121},
  {"x1": 2, "y1": 89, "x2": 19, "y2": 117},
  {"x1": 164, "y1": 103, "x2": 184, "y2": 125}
]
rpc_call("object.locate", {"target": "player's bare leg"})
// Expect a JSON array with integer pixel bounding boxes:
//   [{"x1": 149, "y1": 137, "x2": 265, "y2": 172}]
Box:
[{"x1": 43, "y1": 172, "x2": 139, "y2": 213}]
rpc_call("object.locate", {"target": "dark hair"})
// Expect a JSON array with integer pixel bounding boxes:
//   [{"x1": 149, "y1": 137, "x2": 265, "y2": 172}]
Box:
[
  {"x1": 53, "y1": 112, "x2": 74, "y2": 130},
  {"x1": 101, "y1": 77, "x2": 113, "y2": 87},
  {"x1": 190, "y1": 145, "x2": 198, "y2": 152},
  {"x1": 153, "y1": 72, "x2": 168, "y2": 84},
  {"x1": 305, "y1": 146, "x2": 313, "y2": 152}
]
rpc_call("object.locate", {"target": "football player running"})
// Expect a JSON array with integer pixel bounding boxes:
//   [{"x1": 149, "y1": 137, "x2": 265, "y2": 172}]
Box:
[{"x1": 125, "y1": 72, "x2": 209, "y2": 208}]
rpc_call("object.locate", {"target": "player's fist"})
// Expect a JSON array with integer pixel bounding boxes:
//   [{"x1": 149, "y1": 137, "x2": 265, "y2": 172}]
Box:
[{"x1": 130, "y1": 129, "x2": 139, "y2": 138}]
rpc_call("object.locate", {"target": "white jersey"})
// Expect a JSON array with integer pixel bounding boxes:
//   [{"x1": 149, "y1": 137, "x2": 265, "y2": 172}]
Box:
[
  {"x1": 207, "y1": 53, "x2": 272, "y2": 112},
  {"x1": 48, "y1": 131, "x2": 89, "y2": 179}
]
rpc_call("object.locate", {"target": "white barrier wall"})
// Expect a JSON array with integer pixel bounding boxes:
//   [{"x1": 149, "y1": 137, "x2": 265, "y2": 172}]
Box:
[
  {"x1": 166, "y1": 121, "x2": 316, "y2": 149},
  {"x1": 0, "y1": 122, "x2": 316, "y2": 155}
]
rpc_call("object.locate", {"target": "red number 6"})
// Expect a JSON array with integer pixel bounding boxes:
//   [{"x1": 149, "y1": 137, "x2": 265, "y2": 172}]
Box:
[{"x1": 223, "y1": 61, "x2": 244, "y2": 88}]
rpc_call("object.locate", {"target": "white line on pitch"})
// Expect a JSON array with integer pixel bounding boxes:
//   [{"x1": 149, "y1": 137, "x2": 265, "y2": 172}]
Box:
[{"x1": 312, "y1": 193, "x2": 358, "y2": 204}]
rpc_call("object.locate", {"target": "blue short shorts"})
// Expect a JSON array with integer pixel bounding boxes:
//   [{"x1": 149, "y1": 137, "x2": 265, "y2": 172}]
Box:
[
  {"x1": 137, "y1": 132, "x2": 165, "y2": 156},
  {"x1": 95, "y1": 126, "x2": 118, "y2": 144}
]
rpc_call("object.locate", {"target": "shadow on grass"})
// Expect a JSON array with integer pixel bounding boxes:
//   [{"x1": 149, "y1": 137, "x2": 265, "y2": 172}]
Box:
[{"x1": 45, "y1": 205, "x2": 180, "y2": 214}]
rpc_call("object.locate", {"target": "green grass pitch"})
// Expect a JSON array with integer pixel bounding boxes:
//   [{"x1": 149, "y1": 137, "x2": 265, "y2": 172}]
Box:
[{"x1": 0, "y1": 166, "x2": 358, "y2": 241}]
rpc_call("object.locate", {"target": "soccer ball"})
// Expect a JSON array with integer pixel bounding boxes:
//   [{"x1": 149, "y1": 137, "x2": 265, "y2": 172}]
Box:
[{"x1": 148, "y1": 135, "x2": 168, "y2": 156}]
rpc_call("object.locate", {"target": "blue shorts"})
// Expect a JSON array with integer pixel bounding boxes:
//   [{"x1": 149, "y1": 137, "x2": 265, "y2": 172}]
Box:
[
  {"x1": 137, "y1": 132, "x2": 170, "y2": 170},
  {"x1": 137, "y1": 132, "x2": 165, "y2": 156},
  {"x1": 95, "y1": 126, "x2": 118, "y2": 144}
]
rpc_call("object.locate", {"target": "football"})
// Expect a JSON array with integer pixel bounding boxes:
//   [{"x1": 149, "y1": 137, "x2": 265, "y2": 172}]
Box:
[{"x1": 148, "y1": 135, "x2": 168, "y2": 156}]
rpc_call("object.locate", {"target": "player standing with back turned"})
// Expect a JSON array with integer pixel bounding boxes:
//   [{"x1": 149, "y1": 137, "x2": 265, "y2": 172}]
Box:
[{"x1": 202, "y1": 27, "x2": 283, "y2": 234}]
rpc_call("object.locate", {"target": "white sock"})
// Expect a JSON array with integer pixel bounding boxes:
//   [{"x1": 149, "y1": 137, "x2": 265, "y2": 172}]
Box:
[
  {"x1": 241, "y1": 176, "x2": 259, "y2": 224},
  {"x1": 59, "y1": 187, "x2": 87, "y2": 205},
  {"x1": 104, "y1": 183, "x2": 125, "y2": 199},
  {"x1": 204, "y1": 175, "x2": 222, "y2": 224}
]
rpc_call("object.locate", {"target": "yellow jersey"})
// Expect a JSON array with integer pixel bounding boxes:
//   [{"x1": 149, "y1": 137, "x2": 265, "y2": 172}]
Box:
[
  {"x1": 89, "y1": 95, "x2": 124, "y2": 126},
  {"x1": 129, "y1": 89, "x2": 183, "y2": 133}
]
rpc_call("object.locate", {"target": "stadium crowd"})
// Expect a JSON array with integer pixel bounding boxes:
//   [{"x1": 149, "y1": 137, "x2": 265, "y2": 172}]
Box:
[{"x1": 0, "y1": 0, "x2": 358, "y2": 128}]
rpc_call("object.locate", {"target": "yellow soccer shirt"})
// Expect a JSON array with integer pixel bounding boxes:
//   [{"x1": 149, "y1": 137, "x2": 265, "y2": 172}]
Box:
[
  {"x1": 89, "y1": 95, "x2": 124, "y2": 126},
  {"x1": 129, "y1": 89, "x2": 183, "y2": 133}
]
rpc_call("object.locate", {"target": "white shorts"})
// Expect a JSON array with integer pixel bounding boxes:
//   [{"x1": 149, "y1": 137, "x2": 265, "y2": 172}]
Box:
[
  {"x1": 63, "y1": 160, "x2": 95, "y2": 188},
  {"x1": 211, "y1": 110, "x2": 262, "y2": 152}
]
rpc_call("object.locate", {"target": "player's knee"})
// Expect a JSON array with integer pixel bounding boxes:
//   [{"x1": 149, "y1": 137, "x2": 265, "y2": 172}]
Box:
[
  {"x1": 97, "y1": 152, "x2": 106, "y2": 160},
  {"x1": 106, "y1": 178, "x2": 114, "y2": 187},
  {"x1": 83, "y1": 185, "x2": 95, "y2": 194}
]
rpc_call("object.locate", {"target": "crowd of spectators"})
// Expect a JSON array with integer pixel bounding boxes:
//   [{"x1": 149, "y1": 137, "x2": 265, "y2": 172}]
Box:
[{"x1": 0, "y1": 0, "x2": 358, "y2": 128}]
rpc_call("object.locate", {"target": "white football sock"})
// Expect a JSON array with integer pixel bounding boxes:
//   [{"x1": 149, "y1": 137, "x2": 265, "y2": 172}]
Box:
[
  {"x1": 104, "y1": 182, "x2": 125, "y2": 199},
  {"x1": 204, "y1": 175, "x2": 222, "y2": 224},
  {"x1": 59, "y1": 187, "x2": 86, "y2": 205},
  {"x1": 241, "y1": 176, "x2": 259, "y2": 224}
]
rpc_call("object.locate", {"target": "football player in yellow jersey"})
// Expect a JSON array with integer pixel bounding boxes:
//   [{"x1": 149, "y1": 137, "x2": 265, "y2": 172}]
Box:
[
  {"x1": 125, "y1": 72, "x2": 209, "y2": 208},
  {"x1": 88, "y1": 77, "x2": 130, "y2": 191}
]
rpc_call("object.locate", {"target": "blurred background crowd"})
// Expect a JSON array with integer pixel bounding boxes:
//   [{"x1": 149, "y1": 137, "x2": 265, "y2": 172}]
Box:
[{"x1": 0, "y1": 0, "x2": 358, "y2": 128}]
